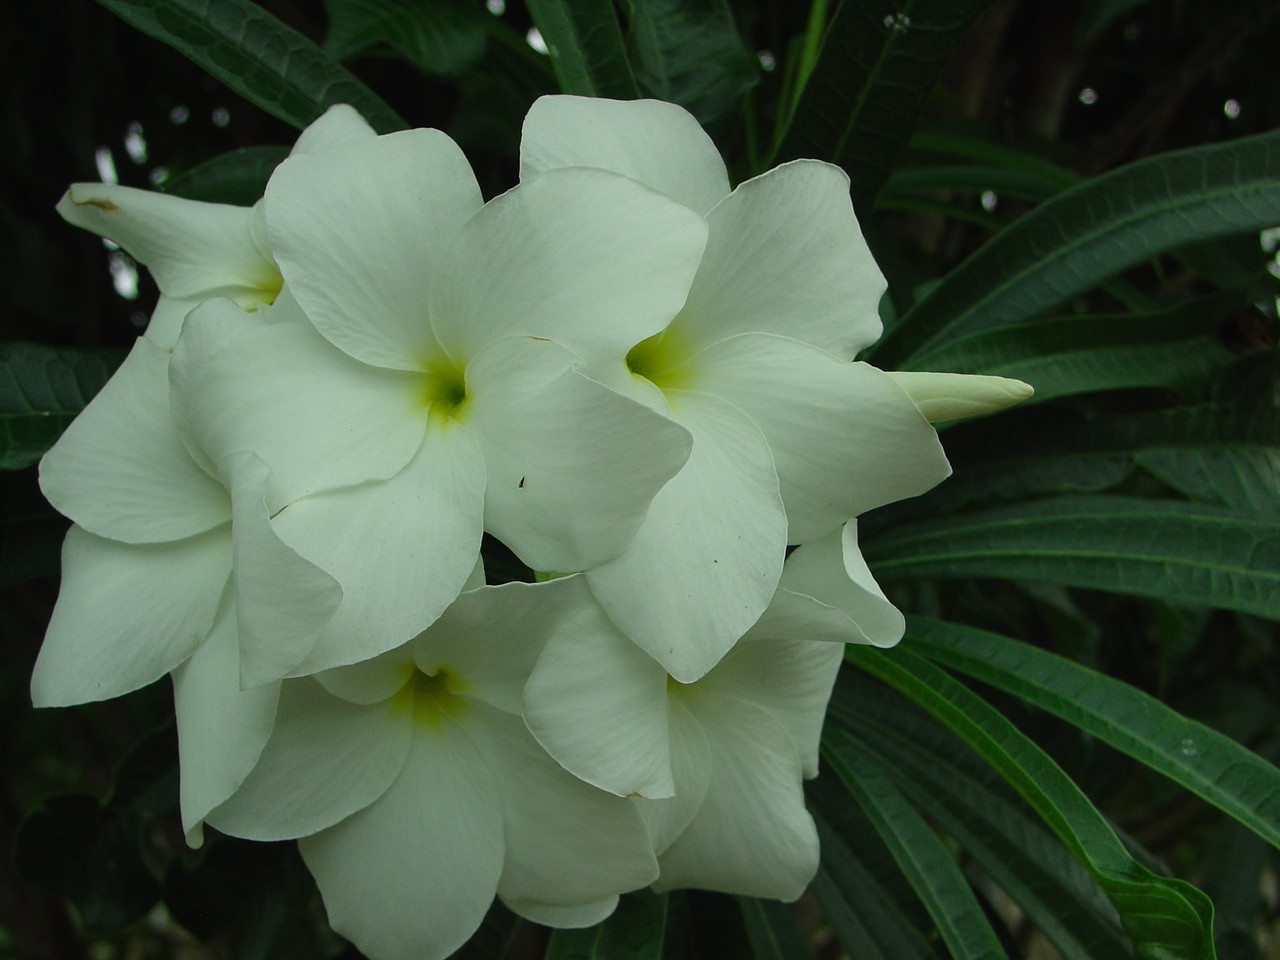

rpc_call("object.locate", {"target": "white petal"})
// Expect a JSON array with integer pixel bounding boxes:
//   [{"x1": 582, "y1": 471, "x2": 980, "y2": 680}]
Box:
[
  {"x1": 699, "y1": 633, "x2": 842, "y2": 780},
  {"x1": 171, "y1": 599, "x2": 279, "y2": 840},
  {"x1": 224, "y1": 451, "x2": 343, "y2": 688},
  {"x1": 208, "y1": 677, "x2": 412, "y2": 841},
  {"x1": 429, "y1": 166, "x2": 707, "y2": 366},
  {"x1": 39, "y1": 337, "x2": 229, "y2": 543},
  {"x1": 523, "y1": 596, "x2": 673, "y2": 798},
  {"x1": 504, "y1": 897, "x2": 619, "y2": 928},
  {"x1": 886, "y1": 371, "x2": 1035, "y2": 422},
  {"x1": 279, "y1": 420, "x2": 485, "y2": 675},
  {"x1": 170, "y1": 298, "x2": 425, "y2": 508},
  {"x1": 679, "y1": 160, "x2": 885, "y2": 358},
  {"x1": 313, "y1": 642, "x2": 417, "y2": 705},
  {"x1": 415, "y1": 576, "x2": 590, "y2": 716},
  {"x1": 480, "y1": 705, "x2": 658, "y2": 907},
  {"x1": 57, "y1": 184, "x2": 279, "y2": 301},
  {"x1": 32, "y1": 524, "x2": 230, "y2": 706},
  {"x1": 653, "y1": 692, "x2": 818, "y2": 900},
  {"x1": 265, "y1": 129, "x2": 482, "y2": 370},
  {"x1": 145, "y1": 295, "x2": 199, "y2": 350},
  {"x1": 634, "y1": 697, "x2": 711, "y2": 855},
  {"x1": 587, "y1": 392, "x2": 785, "y2": 682},
  {"x1": 695, "y1": 337, "x2": 952, "y2": 541},
  {"x1": 520, "y1": 96, "x2": 730, "y2": 216},
  {"x1": 299, "y1": 721, "x2": 505, "y2": 960},
  {"x1": 467, "y1": 337, "x2": 692, "y2": 572},
  {"x1": 290, "y1": 104, "x2": 378, "y2": 156},
  {"x1": 748, "y1": 522, "x2": 905, "y2": 650}
]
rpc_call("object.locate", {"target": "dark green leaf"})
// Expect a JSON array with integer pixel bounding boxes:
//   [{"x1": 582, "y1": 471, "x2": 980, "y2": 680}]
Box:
[
  {"x1": 873, "y1": 129, "x2": 1280, "y2": 369},
  {"x1": 843, "y1": 645, "x2": 1217, "y2": 960},
  {"x1": 771, "y1": 0, "x2": 992, "y2": 218},
  {"x1": 737, "y1": 897, "x2": 811, "y2": 960},
  {"x1": 93, "y1": 0, "x2": 404, "y2": 132},
  {"x1": 545, "y1": 890, "x2": 668, "y2": 960},
  {"x1": 162, "y1": 145, "x2": 291, "y2": 205},
  {"x1": 904, "y1": 616, "x2": 1280, "y2": 852},
  {"x1": 624, "y1": 0, "x2": 759, "y2": 128},
  {"x1": 322, "y1": 0, "x2": 489, "y2": 78},
  {"x1": 882, "y1": 163, "x2": 1070, "y2": 205},
  {"x1": 0, "y1": 342, "x2": 123, "y2": 470},
  {"x1": 525, "y1": 0, "x2": 641, "y2": 98},
  {"x1": 865, "y1": 495, "x2": 1280, "y2": 620},
  {"x1": 821, "y1": 730, "x2": 1009, "y2": 960}
]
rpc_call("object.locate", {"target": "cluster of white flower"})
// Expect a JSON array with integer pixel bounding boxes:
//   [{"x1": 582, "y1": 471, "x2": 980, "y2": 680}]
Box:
[{"x1": 34, "y1": 97, "x2": 1029, "y2": 960}]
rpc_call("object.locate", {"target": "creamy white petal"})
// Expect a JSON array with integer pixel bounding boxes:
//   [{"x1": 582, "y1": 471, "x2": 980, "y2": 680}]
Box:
[
  {"x1": 679, "y1": 160, "x2": 884, "y2": 359},
  {"x1": 587, "y1": 392, "x2": 785, "y2": 682},
  {"x1": 699, "y1": 633, "x2": 843, "y2": 780},
  {"x1": 653, "y1": 692, "x2": 818, "y2": 900},
  {"x1": 694, "y1": 336, "x2": 951, "y2": 541},
  {"x1": 171, "y1": 599, "x2": 279, "y2": 841},
  {"x1": 290, "y1": 104, "x2": 378, "y2": 156},
  {"x1": 523, "y1": 596, "x2": 673, "y2": 798},
  {"x1": 32, "y1": 524, "x2": 230, "y2": 706},
  {"x1": 208, "y1": 677, "x2": 412, "y2": 841},
  {"x1": 467, "y1": 337, "x2": 692, "y2": 572},
  {"x1": 299, "y1": 721, "x2": 505, "y2": 960},
  {"x1": 415, "y1": 576, "x2": 588, "y2": 716},
  {"x1": 480, "y1": 705, "x2": 658, "y2": 907},
  {"x1": 504, "y1": 897, "x2": 619, "y2": 929},
  {"x1": 886, "y1": 371, "x2": 1035, "y2": 422},
  {"x1": 39, "y1": 337, "x2": 229, "y2": 543},
  {"x1": 429, "y1": 166, "x2": 707, "y2": 365},
  {"x1": 749, "y1": 523, "x2": 904, "y2": 650},
  {"x1": 170, "y1": 298, "x2": 425, "y2": 508},
  {"x1": 634, "y1": 697, "x2": 711, "y2": 855},
  {"x1": 223, "y1": 451, "x2": 343, "y2": 688},
  {"x1": 279, "y1": 421, "x2": 485, "y2": 675},
  {"x1": 520, "y1": 95, "x2": 730, "y2": 216},
  {"x1": 265, "y1": 129, "x2": 483, "y2": 370},
  {"x1": 57, "y1": 184, "x2": 279, "y2": 301},
  {"x1": 145, "y1": 295, "x2": 199, "y2": 350},
  {"x1": 313, "y1": 643, "x2": 418, "y2": 705}
]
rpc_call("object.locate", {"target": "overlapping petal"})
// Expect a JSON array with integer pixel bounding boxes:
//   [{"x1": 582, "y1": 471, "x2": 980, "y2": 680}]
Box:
[
  {"x1": 40, "y1": 337, "x2": 229, "y2": 543},
  {"x1": 520, "y1": 95, "x2": 730, "y2": 216}
]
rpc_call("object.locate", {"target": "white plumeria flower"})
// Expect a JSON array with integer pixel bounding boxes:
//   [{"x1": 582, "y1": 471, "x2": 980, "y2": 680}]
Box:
[
  {"x1": 519, "y1": 95, "x2": 955, "y2": 681},
  {"x1": 523, "y1": 525, "x2": 889, "y2": 900},
  {"x1": 202, "y1": 575, "x2": 658, "y2": 960},
  {"x1": 56, "y1": 105, "x2": 377, "y2": 348},
  {"x1": 32, "y1": 336, "x2": 344, "y2": 837},
  {"x1": 168, "y1": 123, "x2": 705, "y2": 675}
]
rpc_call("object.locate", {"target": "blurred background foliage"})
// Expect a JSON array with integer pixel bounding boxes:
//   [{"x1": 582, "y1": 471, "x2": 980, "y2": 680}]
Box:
[{"x1": 3, "y1": 0, "x2": 1280, "y2": 958}]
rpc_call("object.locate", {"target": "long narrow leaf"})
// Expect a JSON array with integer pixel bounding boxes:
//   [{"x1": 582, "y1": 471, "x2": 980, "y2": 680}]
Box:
[
  {"x1": 903, "y1": 616, "x2": 1280, "y2": 851},
  {"x1": 771, "y1": 0, "x2": 991, "y2": 218},
  {"x1": 872, "y1": 128, "x2": 1280, "y2": 368},
  {"x1": 93, "y1": 0, "x2": 404, "y2": 133},
  {"x1": 864, "y1": 495, "x2": 1280, "y2": 620},
  {"x1": 162, "y1": 146, "x2": 291, "y2": 205},
  {"x1": 821, "y1": 729, "x2": 1010, "y2": 960},
  {"x1": 737, "y1": 897, "x2": 812, "y2": 960},
  {"x1": 524, "y1": 0, "x2": 640, "y2": 98},
  {"x1": 544, "y1": 890, "x2": 667, "y2": 960},
  {"x1": 843, "y1": 644, "x2": 1217, "y2": 959}
]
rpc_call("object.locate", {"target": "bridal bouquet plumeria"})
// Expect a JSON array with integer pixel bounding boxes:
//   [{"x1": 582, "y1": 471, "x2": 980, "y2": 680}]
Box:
[{"x1": 33, "y1": 96, "x2": 1030, "y2": 960}]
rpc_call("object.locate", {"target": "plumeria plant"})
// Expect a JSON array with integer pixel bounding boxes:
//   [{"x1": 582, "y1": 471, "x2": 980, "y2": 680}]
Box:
[{"x1": 5, "y1": 1, "x2": 1280, "y2": 959}]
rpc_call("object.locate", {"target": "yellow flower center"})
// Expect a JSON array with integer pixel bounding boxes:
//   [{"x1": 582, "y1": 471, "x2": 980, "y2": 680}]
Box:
[
  {"x1": 393, "y1": 665, "x2": 468, "y2": 731},
  {"x1": 625, "y1": 326, "x2": 696, "y2": 393},
  {"x1": 414, "y1": 357, "x2": 469, "y2": 422}
]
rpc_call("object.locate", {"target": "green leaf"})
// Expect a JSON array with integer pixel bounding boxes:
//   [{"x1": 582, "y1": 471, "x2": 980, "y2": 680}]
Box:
[
  {"x1": 821, "y1": 730, "x2": 1009, "y2": 960},
  {"x1": 906, "y1": 133, "x2": 1083, "y2": 190},
  {"x1": 825, "y1": 676, "x2": 1134, "y2": 960},
  {"x1": 93, "y1": 0, "x2": 404, "y2": 133},
  {"x1": 321, "y1": 0, "x2": 489, "y2": 78},
  {"x1": 872, "y1": 129, "x2": 1280, "y2": 369},
  {"x1": 623, "y1": 0, "x2": 759, "y2": 128},
  {"x1": 882, "y1": 163, "x2": 1071, "y2": 205},
  {"x1": 865, "y1": 495, "x2": 1280, "y2": 620},
  {"x1": 525, "y1": 0, "x2": 641, "y2": 98},
  {"x1": 0, "y1": 342, "x2": 122, "y2": 471},
  {"x1": 843, "y1": 645, "x2": 1217, "y2": 960},
  {"x1": 545, "y1": 890, "x2": 668, "y2": 960},
  {"x1": 903, "y1": 616, "x2": 1280, "y2": 852},
  {"x1": 737, "y1": 897, "x2": 811, "y2": 960},
  {"x1": 162, "y1": 146, "x2": 290, "y2": 205},
  {"x1": 770, "y1": 0, "x2": 992, "y2": 218}
]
